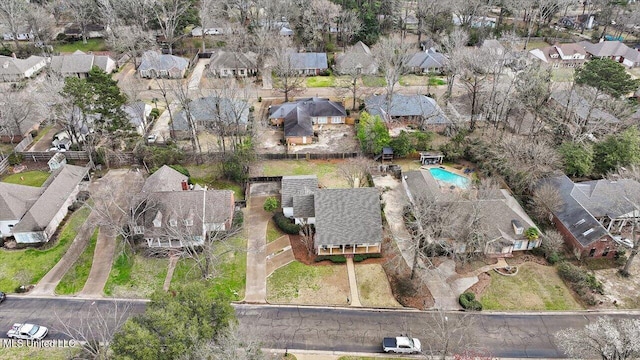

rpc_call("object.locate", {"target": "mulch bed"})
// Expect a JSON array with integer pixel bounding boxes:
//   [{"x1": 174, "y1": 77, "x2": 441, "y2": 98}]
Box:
[
  {"x1": 506, "y1": 253, "x2": 549, "y2": 266},
  {"x1": 289, "y1": 234, "x2": 388, "y2": 266},
  {"x1": 467, "y1": 272, "x2": 491, "y2": 297}
]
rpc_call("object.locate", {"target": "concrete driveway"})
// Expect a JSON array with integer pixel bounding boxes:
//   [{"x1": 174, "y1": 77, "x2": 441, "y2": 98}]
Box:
[
  {"x1": 244, "y1": 196, "x2": 270, "y2": 303},
  {"x1": 149, "y1": 100, "x2": 180, "y2": 143}
]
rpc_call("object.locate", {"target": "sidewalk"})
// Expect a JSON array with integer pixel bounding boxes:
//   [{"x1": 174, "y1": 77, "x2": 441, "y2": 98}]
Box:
[
  {"x1": 188, "y1": 58, "x2": 207, "y2": 90},
  {"x1": 345, "y1": 257, "x2": 362, "y2": 307}
]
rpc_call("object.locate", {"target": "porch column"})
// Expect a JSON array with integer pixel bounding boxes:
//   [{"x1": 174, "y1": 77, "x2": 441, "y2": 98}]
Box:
[
  {"x1": 607, "y1": 219, "x2": 613, "y2": 232},
  {"x1": 352, "y1": 245, "x2": 356, "y2": 254},
  {"x1": 618, "y1": 219, "x2": 627, "y2": 232}
]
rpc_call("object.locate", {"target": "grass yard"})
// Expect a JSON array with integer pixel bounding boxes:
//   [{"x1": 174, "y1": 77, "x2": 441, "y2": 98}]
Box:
[
  {"x1": 267, "y1": 220, "x2": 285, "y2": 243},
  {"x1": 0, "y1": 143, "x2": 15, "y2": 154},
  {"x1": 53, "y1": 38, "x2": 107, "y2": 53},
  {"x1": 0, "y1": 206, "x2": 91, "y2": 293},
  {"x1": 0, "y1": 347, "x2": 80, "y2": 360},
  {"x1": 479, "y1": 262, "x2": 583, "y2": 311},
  {"x1": 338, "y1": 357, "x2": 413, "y2": 360},
  {"x1": 2, "y1": 170, "x2": 50, "y2": 187},
  {"x1": 260, "y1": 160, "x2": 348, "y2": 188},
  {"x1": 103, "y1": 250, "x2": 168, "y2": 298},
  {"x1": 171, "y1": 235, "x2": 247, "y2": 300},
  {"x1": 399, "y1": 74, "x2": 446, "y2": 86},
  {"x1": 33, "y1": 125, "x2": 53, "y2": 143},
  {"x1": 552, "y1": 68, "x2": 575, "y2": 82},
  {"x1": 267, "y1": 261, "x2": 349, "y2": 305},
  {"x1": 355, "y1": 264, "x2": 402, "y2": 308},
  {"x1": 362, "y1": 75, "x2": 386, "y2": 87},
  {"x1": 187, "y1": 164, "x2": 244, "y2": 200},
  {"x1": 55, "y1": 228, "x2": 98, "y2": 295},
  {"x1": 306, "y1": 76, "x2": 335, "y2": 88},
  {"x1": 524, "y1": 40, "x2": 550, "y2": 50}
]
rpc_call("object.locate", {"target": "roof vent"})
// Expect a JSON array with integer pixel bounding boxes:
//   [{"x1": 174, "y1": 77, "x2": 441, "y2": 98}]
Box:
[
  {"x1": 582, "y1": 228, "x2": 595, "y2": 236},
  {"x1": 574, "y1": 219, "x2": 586, "y2": 226}
]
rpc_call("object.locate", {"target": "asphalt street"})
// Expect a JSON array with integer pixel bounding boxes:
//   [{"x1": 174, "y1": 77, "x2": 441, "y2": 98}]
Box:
[{"x1": 2, "y1": 297, "x2": 640, "y2": 358}]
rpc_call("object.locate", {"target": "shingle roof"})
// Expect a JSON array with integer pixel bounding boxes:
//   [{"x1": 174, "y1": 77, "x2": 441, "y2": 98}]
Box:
[
  {"x1": 0, "y1": 55, "x2": 45, "y2": 76},
  {"x1": 365, "y1": 94, "x2": 450, "y2": 125},
  {"x1": 570, "y1": 179, "x2": 640, "y2": 219},
  {"x1": 550, "y1": 90, "x2": 620, "y2": 125},
  {"x1": 293, "y1": 194, "x2": 315, "y2": 218},
  {"x1": 334, "y1": 41, "x2": 378, "y2": 75},
  {"x1": 281, "y1": 175, "x2": 318, "y2": 208},
  {"x1": 208, "y1": 50, "x2": 257, "y2": 71},
  {"x1": 12, "y1": 165, "x2": 89, "y2": 233},
  {"x1": 141, "y1": 165, "x2": 188, "y2": 194},
  {"x1": 0, "y1": 183, "x2": 43, "y2": 221},
  {"x1": 269, "y1": 98, "x2": 346, "y2": 138},
  {"x1": 407, "y1": 49, "x2": 448, "y2": 69},
  {"x1": 314, "y1": 188, "x2": 383, "y2": 247},
  {"x1": 543, "y1": 175, "x2": 609, "y2": 247},
  {"x1": 122, "y1": 102, "x2": 150, "y2": 127},
  {"x1": 289, "y1": 53, "x2": 328, "y2": 70},
  {"x1": 50, "y1": 51, "x2": 114, "y2": 74},
  {"x1": 581, "y1": 41, "x2": 640, "y2": 63},
  {"x1": 138, "y1": 51, "x2": 189, "y2": 72},
  {"x1": 173, "y1": 96, "x2": 250, "y2": 131}
]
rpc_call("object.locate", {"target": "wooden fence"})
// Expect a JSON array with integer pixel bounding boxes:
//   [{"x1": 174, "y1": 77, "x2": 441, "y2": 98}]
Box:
[
  {"x1": 19, "y1": 151, "x2": 138, "y2": 166},
  {"x1": 0, "y1": 157, "x2": 8, "y2": 175},
  {"x1": 14, "y1": 134, "x2": 33, "y2": 153},
  {"x1": 256, "y1": 152, "x2": 359, "y2": 160}
]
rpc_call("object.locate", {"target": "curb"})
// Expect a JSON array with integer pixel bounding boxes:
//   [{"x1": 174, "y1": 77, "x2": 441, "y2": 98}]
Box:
[{"x1": 9, "y1": 294, "x2": 151, "y2": 303}]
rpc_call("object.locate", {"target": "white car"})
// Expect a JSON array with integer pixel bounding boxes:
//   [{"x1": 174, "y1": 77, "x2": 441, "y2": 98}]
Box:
[
  {"x1": 7, "y1": 323, "x2": 48, "y2": 340},
  {"x1": 147, "y1": 134, "x2": 157, "y2": 143},
  {"x1": 613, "y1": 236, "x2": 634, "y2": 249},
  {"x1": 383, "y1": 336, "x2": 422, "y2": 354}
]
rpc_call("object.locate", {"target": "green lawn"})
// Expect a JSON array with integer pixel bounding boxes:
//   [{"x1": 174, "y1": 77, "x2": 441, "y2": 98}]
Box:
[
  {"x1": 399, "y1": 74, "x2": 447, "y2": 86},
  {"x1": 2, "y1": 171, "x2": 50, "y2": 187},
  {"x1": 362, "y1": 75, "x2": 386, "y2": 87},
  {"x1": 55, "y1": 228, "x2": 98, "y2": 295},
  {"x1": 552, "y1": 68, "x2": 575, "y2": 82},
  {"x1": 267, "y1": 261, "x2": 348, "y2": 304},
  {"x1": 171, "y1": 235, "x2": 247, "y2": 300},
  {"x1": 479, "y1": 262, "x2": 583, "y2": 311},
  {"x1": 267, "y1": 220, "x2": 285, "y2": 243},
  {"x1": 0, "y1": 206, "x2": 91, "y2": 293},
  {"x1": 0, "y1": 143, "x2": 15, "y2": 155},
  {"x1": 0, "y1": 346, "x2": 80, "y2": 360},
  {"x1": 260, "y1": 160, "x2": 348, "y2": 188},
  {"x1": 32, "y1": 125, "x2": 53, "y2": 143},
  {"x1": 187, "y1": 164, "x2": 244, "y2": 200},
  {"x1": 103, "y1": 249, "x2": 168, "y2": 298},
  {"x1": 53, "y1": 38, "x2": 107, "y2": 53},
  {"x1": 306, "y1": 76, "x2": 335, "y2": 88}
]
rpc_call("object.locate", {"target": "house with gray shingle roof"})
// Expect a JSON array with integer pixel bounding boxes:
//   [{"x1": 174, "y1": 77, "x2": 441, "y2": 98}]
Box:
[
  {"x1": 407, "y1": 48, "x2": 448, "y2": 74},
  {"x1": 11, "y1": 164, "x2": 90, "y2": 244},
  {"x1": 365, "y1": 94, "x2": 451, "y2": 132},
  {"x1": 334, "y1": 41, "x2": 378, "y2": 75},
  {"x1": 123, "y1": 102, "x2": 152, "y2": 136},
  {"x1": 172, "y1": 96, "x2": 250, "y2": 139},
  {"x1": 544, "y1": 175, "x2": 640, "y2": 258},
  {"x1": 579, "y1": 40, "x2": 640, "y2": 68},
  {"x1": 0, "y1": 55, "x2": 47, "y2": 82},
  {"x1": 207, "y1": 50, "x2": 258, "y2": 77},
  {"x1": 281, "y1": 175, "x2": 318, "y2": 223},
  {"x1": 141, "y1": 165, "x2": 189, "y2": 194},
  {"x1": 289, "y1": 52, "x2": 328, "y2": 75},
  {"x1": 138, "y1": 51, "x2": 189, "y2": 79},
  {"x1": 268, "y1": 98, "x2": 347, "y2": 145},
  {"x1": 50, "y1": 50, "x2": 116, "y2": 78},
  {"x1": 549, "y1": 90, "x2": 620, "y2": 130},
  {"x1": 314, "y1": 188, "x2": 383, "y2": 255},
  {"x1": 0, "y1": 183, "x2": 43, "y2": 239}
]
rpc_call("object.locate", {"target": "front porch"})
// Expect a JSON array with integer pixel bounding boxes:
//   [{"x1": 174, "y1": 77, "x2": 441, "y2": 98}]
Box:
[{"x1": 317, "y1": 243, "x2": 381, "y2": 256}]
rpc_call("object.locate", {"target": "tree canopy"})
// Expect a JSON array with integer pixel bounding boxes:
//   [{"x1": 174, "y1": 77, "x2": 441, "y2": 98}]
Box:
[
  {"x1": 594, "y1": 127, "x2": 640, "y2": 174},
  {"x1": 575, "y1": 58, "x2": 640, "y2": 98},
  {"x1": 356, "y1": 111, "x2": 390, "y2": 155},
  {"x1": 559, "y1": 142, "x2": 594, "y2": 177}
]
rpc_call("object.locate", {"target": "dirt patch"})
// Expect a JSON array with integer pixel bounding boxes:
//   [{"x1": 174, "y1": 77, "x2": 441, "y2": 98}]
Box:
[
  {"x1": 467, "y1": 272, "x2": 491, "y2": 297},
  {"x1": 455, "y1": 257, "x2": 498, "y2": 274},
  {"x1": 289, "y1": 125, "x2": 360, "y2": 154},
  {"x1": 506, "y1": 253, "x2": 549, "y2": 267},
  {"x1": 355, "y1": 263, "x2": 403, "y2": 308},
  {"x1": 592, "y1": 258, "x2": 640, "y2": 309},
  {"x1": 251, "y1": 159, "x2": 350, "y2": 188}
]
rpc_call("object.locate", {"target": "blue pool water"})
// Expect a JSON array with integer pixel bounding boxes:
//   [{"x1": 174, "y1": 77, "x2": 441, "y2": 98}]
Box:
[{"x1": 429, "y1": 168, "x2": 470, "y2": 188}]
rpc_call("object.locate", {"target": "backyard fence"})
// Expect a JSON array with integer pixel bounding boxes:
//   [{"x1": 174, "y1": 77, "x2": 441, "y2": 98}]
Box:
[
  {"x1": 256, "y1": 152, "x2": 359, "y2": 160},
  {"x1": 18, "y1": 151, "x2": 138, "y2": 166},
  {"x1": 14, "y1": 134, "x2": 33, "y2": 153},
  {"x1": 0, "y1": 157, "x2": 8, "y2": 175}
]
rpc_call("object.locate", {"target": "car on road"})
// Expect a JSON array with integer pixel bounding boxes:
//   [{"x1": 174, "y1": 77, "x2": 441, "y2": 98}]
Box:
[
  {"x1": 382, "y1": 335, "x2": 422, "y2": 354},
  {"x1": 0, "y1": 292, "x2": 5, "y2": 303},
  {"x1": 7, "y1": 323, "x2": 48, "y2": 340}
]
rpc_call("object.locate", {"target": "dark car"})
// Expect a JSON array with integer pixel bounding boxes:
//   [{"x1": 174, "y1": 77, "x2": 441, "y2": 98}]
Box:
[{"x1": 0, "y1": 292, "x2": 5, "y2": 303}]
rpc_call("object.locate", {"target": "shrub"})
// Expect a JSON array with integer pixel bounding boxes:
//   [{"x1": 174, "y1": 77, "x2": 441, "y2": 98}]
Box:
[
  {"x1": 149, "y1": 108, "x2": 161, "y2": 119},
  {"x1": 557, "y1": 261, "x2": 604, "y2": 302},
  {"x1": 315, "y1": 255, "x2": 347, "y2": 263},
  {"x1": 7, "y1": 152, "x2": 23, "y2": 166},
  {"x1": 30, "y1": 130, "x2": 38, "y2": 138},
  {"x1": 168, "y1": 164, "x2": 190, "y2": 178},
  {"x1": 459, "y1": 292, "x2": 483, "y2": 311},
  {"x1": 263, "y1": 197, "x2": 279, "y2": 212},
  {"x1": 273, "y1": 212, "x2": 300, "y2": 234},
  {"x1": 547, "y1": 252, "x2": 561, "y2": 265},
  {"x1": 353, "y1": 253, "x2": 382, "y2": 262},
  {"x1": 232, "y1": 210, "x2": 244, "y2": 228},
  {"x1": 258, "y1": 96, "x2": 262, "y2": 102}
]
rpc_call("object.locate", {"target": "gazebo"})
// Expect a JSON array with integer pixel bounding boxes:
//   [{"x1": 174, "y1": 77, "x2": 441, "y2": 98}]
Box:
[{"x1": 419, "y1": 151, "x2": 444, "y2": 165}]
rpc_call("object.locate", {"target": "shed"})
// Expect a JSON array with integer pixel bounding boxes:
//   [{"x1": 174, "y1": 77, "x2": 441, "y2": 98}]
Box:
[
  {"x1": 48, "y1": 153, "x2": 67, "y2": 171},
  {"x1": 381, "y1": 147, "x2": 394, "y2": 161}
]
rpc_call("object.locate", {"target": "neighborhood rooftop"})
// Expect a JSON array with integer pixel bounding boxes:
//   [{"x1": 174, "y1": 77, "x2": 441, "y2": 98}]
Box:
[
  {"x1": 141, "y1": 165, "x2": 188, "y2": 194},
  {"x1": 281, "y1": 175, "x2": 319, "y2": 208},
  {"x1": 365, "y1": 94, "x2": 451, "y2": 125}
]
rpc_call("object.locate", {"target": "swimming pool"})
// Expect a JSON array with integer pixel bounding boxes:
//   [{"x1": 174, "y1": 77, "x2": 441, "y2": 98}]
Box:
[{"x1": 429, "y1": 168, "x2": 470, "y2": 188}]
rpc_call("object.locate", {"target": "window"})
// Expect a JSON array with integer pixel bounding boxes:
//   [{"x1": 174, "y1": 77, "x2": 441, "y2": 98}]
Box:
[
  {"x1": 169, "y1": 219, "x2": 177, "y2": 227},
  {"x1": 589, "y1": 248, "x2": 596, "y2": 257},
  {"x1": 513, "y1": 241, "x2": 522, "y2": 250},
  {"x1": 316, "y1": 117, "x2": 327, "y2": 124},
  {"x1": 331, "y1": 116, "x2": 342, "y2": 124},
  {"x1": 602, "y1": 247, "x2": 610, "y2": 257}
]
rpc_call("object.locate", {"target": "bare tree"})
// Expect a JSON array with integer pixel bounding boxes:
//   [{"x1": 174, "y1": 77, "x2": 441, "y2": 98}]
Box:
[
  {"x1": 106, "y1": 25, "x2": 155, "y2": 68},
  {"x1": 151, "y1": 0, "x2": 191, "y2": 54},
  {"x1": 64, "y1": 0, "x2": 99, "y2": 44},
  {"x1": 420, "y1": 311, "x2": 484, "y2": 360},
  {"x1": 336, "y1": 9, "x2": 362, "y2": 51},
  {"x1": 25, "y1": 3, "x2": 55, "y2": 49},
  {"x1": 172, "y1": 81, "x2": 202, "y2": 154},
  {"x1": 441, "y1": 29, "x2": 469, "y2": 99},
  {"x1": 185, "y1": 323, "x2": 273, "y2": 360},
  {"x1": 555, "y1": 316, "x2": 640, "y2": 360},
  {"x1": 55, "y1": 301, "x2": 132, "y2": 360},
  {"x1": 540, "y1": 229, "x2": 565, "y2": 257},
  {"x1": 0, "y1": 91, "x2": 38, "y2": 143},
  {"x1": 0, "y1": 0, "x2": 28, "y2": 48},
  {"x1": 337, "y1": 157, "x2": 375, "y2": 188},
  {"x1": 458, "y1": 47, "x2": 494, "y2": 132},
  {"x1": 373, "y1": 36, "x2": 412, "y2": 107},
  {"x1": 271, "y1": 37, "x2": 304, "y2": 102},
  {"x1": 515, "y1": 62, "x2": 552, "y2": 134},
  {"x1": 530, "y1": 182, "x2": 563, "y2": 224}
]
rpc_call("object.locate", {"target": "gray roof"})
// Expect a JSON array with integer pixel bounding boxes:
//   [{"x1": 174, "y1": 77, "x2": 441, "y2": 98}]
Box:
[
  {"x1": 122, "y1": 102, "x2": 149, "y2": 127},
  {"x1": 208, "y1": 50, "x2": 257, "y2": 70},
  {"x1": 314, "y1": 188, "x2": 383, "y2": 247},
  {"x1": 570, "y1": 178, "x2": 640, "y2": 218},
  {"x1": 0, "y1": 183, "x2": 43, "y2": 221},
  {"x1": 269, "y1": 98, "x2": 346, "y2": 138},
  {"x1": 0, "y1": 55, "x2": 45, "y2": 76},
  {"x1": 289, "y1": 53, "x2": 328, "y2": 70},
  {"x1": 12, "y1": 164, "x2": 89, "y2": 233},
  {"x1": 141, "y1": 165, "x2": 188, "y2": 194},
  {"x1": 581, "y1": 41, "x2": 640, "y2": 63},
  {"x1": 138, "y1": 51, "x2": 189, "y2": 72},
  {"x1": 543, "y1": 175, "x2": 609, "y2": 247},
  {"x1": 292, "y1": 194, "x2": 315, "y2": 218},
  {"x1": 550, "y1": 90, "x2": 620, "y2": 125},
  {"x1": 365, "y1": 94, "x2": 450, "y2": 125},
  {"x1": 50, "y1": 51, "x2": 113, "y2": 74},
  {"x1": 407, "y1": 49, "x2": 448, "y2": 69},
  {"x1": 334, "y1": 41, "x2": 378, "y2": 75},
  {"x1": 173, "y1": 96, "x2": 250, "y2": 132},
  {"x1": 281, "y1": 175, "x2": 318, "y2": 207}
]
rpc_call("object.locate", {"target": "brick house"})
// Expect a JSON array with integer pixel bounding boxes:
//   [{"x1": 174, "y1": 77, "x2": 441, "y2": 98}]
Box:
[
  {"x1": 364, "y1": 94, "x2": 451, "y2": 133},
  {"x1": 268, "y1": 98, "x2": 347, "y2": 145}
]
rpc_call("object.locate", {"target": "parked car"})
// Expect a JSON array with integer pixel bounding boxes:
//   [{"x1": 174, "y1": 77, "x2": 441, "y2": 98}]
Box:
[
  {"x1": 382, "y1": 336, "x2": 422, "y2": 354},
  {"x1": 147, "y1": 134, "x2": 157, "y2": 143},
  {"x1": 7, "y1": 323, "x2": 48, "y2": 340},
  {"x1": 613, "y1": 236, "x2": 634, "y2": 249},
  {"x1": 0, "y1": 292, "x2": 5, "y2": 303}
]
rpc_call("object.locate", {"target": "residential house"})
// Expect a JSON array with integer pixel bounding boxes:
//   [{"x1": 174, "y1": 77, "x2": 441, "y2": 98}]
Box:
[
  {"x1": 172, "y1": 96, "x2": 250, "y2": 139},
  {"x1": 64, "y1": 24, "x2": 106, "y2": 39},
  {"x1": 314, "y1": 188, "x2": 383, "y2": 255},
  {"x1": 0, "y1": 55, "x2": 47, "y2": 82},
  {"x1": 134, "y1": 165, "x2": 235, "y2": 248},
  {"x1": 334, "y1": 41, "x2": 378, "y2": 75},
  {"x1": 268, "y1": 98, "x2": 347, "y2": 145},
  {"x1": 579, "y1": 40, "x2": 640, "y2": 68},
  {"x1": 407, "y1": 48, "x2": 448, "y2": 74},
  {"x1": 123, "y1": 102, "x2": 152, "y2": 136},
  {"x1": 402, "y1": 169, "x2": 541, "y2": 256},
  {"x1": 137, "y1": 51, "x2": 189, "y2": 79},
  {"x1": 364, "y1": 94, "x2": 451, "y2": 132},
  {"x1": 0, "y1": 183, "x2": 42, "y2": 239},
  {"x1": 452, "y1": 14, "x2": 496, "y2": 28},
  {"x1": 281, "y1": 175, "x2": 319, "y2": 224},
  {"x1": 3, "y1": 30, "x2": 34, "y2": 42},
  {"x1": 549, "y1": 90, "x2": 620, "y2": 131},
  {"x1": 542, "y1": 175, "x2": 630, "y2": 259},
  {"x1": 50, "y1": 50, "x2": 116, "y2": 78},
  {"x1": 289, "y1": 52, "x2": 328, "y2": 75},
  {"x1": 10, "y1": 164, "x2": 90, "y2": 244},
  {"x1": 207, "y1": 50, "x2": 258, "y2": 78},
  {"x1": 529, "y1": 43, "x2": 587, "y2": 68}
]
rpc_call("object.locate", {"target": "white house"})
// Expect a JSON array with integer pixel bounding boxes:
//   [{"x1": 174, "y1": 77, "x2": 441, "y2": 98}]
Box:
[{"x1": 0, "y1": 55, "x2": 47, "y2": 82}]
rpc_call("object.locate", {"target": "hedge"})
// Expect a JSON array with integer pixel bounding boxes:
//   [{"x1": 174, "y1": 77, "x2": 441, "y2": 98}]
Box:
[
  {"x1": 273, "y1": 212, "x2": 300, "y2": 234},
  {"x1": 557, "y1": 261, "x2": 603, "y2": 305},
  {"x1": 459, "y1": 292, "x2": 483, "y2": 311},
  {"x1": 315, "y1": 253, "x2": 383, "y2": 263}
]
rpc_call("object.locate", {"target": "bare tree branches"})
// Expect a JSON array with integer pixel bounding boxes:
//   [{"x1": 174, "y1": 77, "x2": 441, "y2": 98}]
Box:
[
  {"x1": 337, "y1": 157, "x2": 375, "y2": 188},
  {"x1": 374, "y1": 37, "x2": 413, "y2": 106},
  {"x1": 555, "y1": 316, "x2": 640, "y2": 360}
]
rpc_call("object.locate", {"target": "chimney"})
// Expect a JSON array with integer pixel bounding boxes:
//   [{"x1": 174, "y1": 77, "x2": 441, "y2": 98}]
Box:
[{"x1": 181, "y1": 180, "x2": 189, "y2": 191}]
